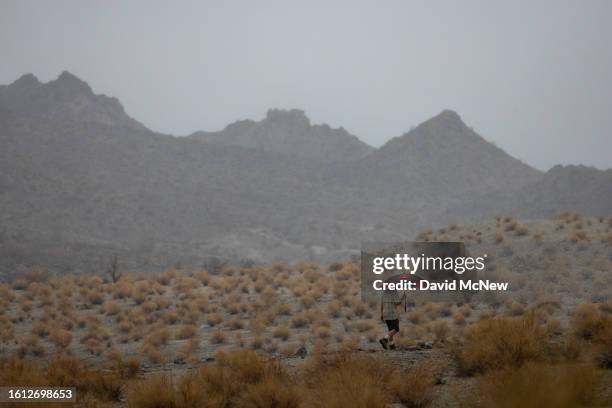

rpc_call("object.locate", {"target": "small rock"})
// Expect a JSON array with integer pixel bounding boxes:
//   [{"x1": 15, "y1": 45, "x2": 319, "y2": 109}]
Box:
[
  {"x1": 295, "y1": 346, "x2": 307, "y2": 359},
  {"x1": 420, "y1": 341, "x2": 433, "y2": 349}
]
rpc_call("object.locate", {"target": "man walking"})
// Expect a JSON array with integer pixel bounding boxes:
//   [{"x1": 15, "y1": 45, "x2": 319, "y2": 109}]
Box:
[{"x1": 379, "y1": 290, "x2": 406, "y2": 350}]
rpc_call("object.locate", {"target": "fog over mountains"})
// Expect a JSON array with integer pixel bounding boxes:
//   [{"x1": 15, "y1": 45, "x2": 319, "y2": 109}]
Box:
[{"x1": 1, "y1": 72, "x2": 610, "y2": 274}]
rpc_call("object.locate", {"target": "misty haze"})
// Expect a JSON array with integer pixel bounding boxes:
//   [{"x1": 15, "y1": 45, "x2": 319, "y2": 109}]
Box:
[{"x1": 0, "y1": 1, "x2": 611, "y2": 407}]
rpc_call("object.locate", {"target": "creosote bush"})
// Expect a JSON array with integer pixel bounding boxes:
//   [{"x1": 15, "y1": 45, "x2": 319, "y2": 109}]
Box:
[
  {"x1": 474, "y1": 363, "x2": 603, "y2": 407},
  {"x1": 456, "y1": 314, "x2": 548, "y2": 375}
]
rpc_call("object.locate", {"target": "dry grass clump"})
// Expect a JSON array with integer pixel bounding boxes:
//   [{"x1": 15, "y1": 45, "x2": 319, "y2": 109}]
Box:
[
  {"x1": 408, "y1": 310, "x2": 424, "y2": 324},
  {"x1": 17, "y1": 335, "x2": 45, "y2": 357},
  {"x1": 176, "y1": 338, "x2": 200, "y2": 364},
  {"x1": 127, "y1": 349, "x2": 298, "y2": 408},
  {"x1": 145, "y1": 327, "x2": 171, "y2": 347},
  {"x1": 570, "y1": 304, "x2": 612, "y2": 367},
  {"x1": 163, "y1": 310, "x2": 180, "y2": 325},
  {"x1": 389, "y1": 363, "x2": 436, "y2": 407},
  {"x1": 505, "y1": 300, "x2": 526, "y2": 316},
  {"x1": 273, "y1": 325, "x2": 291, "y2": 341},
  {"x1": 474, "y1": 363, "x2": 604, "y2": 407},
  {"x1": 275, "y1": 303, "x2": 293, "y2": 316},
  {"x1": 301, "y1": 295, "x2": 316, "y2": 310},
  {"x1": 211, "y1": 328, "x2": 227, "y2": 344},
  {"x1": 175, "y1": 324, "x2": 198, "y2": 340},
  {"x1": 86, "y1": 289, "x2": 105, "y2": 305},
  {"x1": 0, "y1": 321, "x2": 15, "y2": 343},
  {"x1": 314, "y1": 326, "x2": 331, "y2": 340},
  {"x1": 126, "y1": 374, "x2": 176, "y2": 407},
  {"x1": 494, "y1": 232, "x2": 504, "y2": 244},
  {"x1": 571, "y1": 303, "x2": 611, "y2": 341},
  {"x1": 456, "y1": 314, "x2": 548, "y2": 375},
  {"x1": 226, "y1": 317, "x2": 243, "y2": 330},
  {"x1": 0, "y1": 355, "x2": 124, "y2": 403},
  {"x1": 112, "y1": 280, "x2": 133, "y2": 299},
  {"x1": 290, "y1": 313, "x2": 309, "y2": 328},
  {"x1": 49, "y1": 328, "x2": 72, "y2": 349},
  {"x1": 354, "y1": 320, "x2": 376, "y2": 333},
  {"x1": 32, "y1": 322, "x2": 51, "y2": 338},
  {"x1": 140, "y1": 342, "x2": 165, "y2": 364},
  {"x1": 568, "y1": 231, "x2": 589, "y2": 243},
  {"x1": 206, "y1": 312, "x2": 223, "y2": 327},
  {"x1": 430, "y1": 320, "x2": 450, "y2": 343},
  {"x1": 327, "y1": 299, "x2": 342, "y2": 318},
  {"x1": 250, "y1": 335, "x2": 264, "y2": 350},
  {"x1": 350, "y1": 300, "x2": 368, "y2": 317},
  {"x1": 453, "y1": 312, "x2": 467, "y2": 326},
  {"x1": 103, "y1": 300, "x2": 121, "y2": 315},
  {"x1": 301, "y1": 352, "x2": 393, "y2": 407}
]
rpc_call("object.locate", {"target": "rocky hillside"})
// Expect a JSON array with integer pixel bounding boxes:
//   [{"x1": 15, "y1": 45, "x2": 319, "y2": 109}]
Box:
[
  {"x1": 511, "y1": 165, "x2": 612, "y2": 218},
  {"x1": 331, "y1": 110, "x2": 542, "y2": 229},
  {"x1": 0, "y1": 72, "x2": 146, "y2": 131},
  {"x1": 189, "y1": 108, "x2": 373, "y2": 162},
  {"x1": 0, "y1": 72, "x2": 609, "y2": 274}
]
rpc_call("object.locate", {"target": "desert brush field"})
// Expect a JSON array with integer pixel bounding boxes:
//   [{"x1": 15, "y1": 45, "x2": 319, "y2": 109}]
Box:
[{"x1": 1, "y1": 214, "x2": 611, "y2": 407}]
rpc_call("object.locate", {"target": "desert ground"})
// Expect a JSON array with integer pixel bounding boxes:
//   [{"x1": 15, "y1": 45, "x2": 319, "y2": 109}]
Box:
[{"x1": 1, "y1": 214, "x2": 611, "y2": 407}]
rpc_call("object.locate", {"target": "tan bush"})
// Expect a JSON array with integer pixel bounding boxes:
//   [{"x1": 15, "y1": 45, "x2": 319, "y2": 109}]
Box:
[
  {"x1": 494, "y1": 232, "x2": 504, "y2": 244},
  {"x1": 211, "y1": 328, "x2": 227, "y2": 344},
  {"x1": 390, "y1": 363, "x2": 436, "y2": 407},
  {"x1": 142, "y1": 343, "x2": 166, "y2": 364},
  {"x1": 118, "y1": 321, "x2": 133, "y2": 334},
  {"x1": 430, "y1": 320, "x2": 450, "y2": 343},
  {"x1": 126, "y1": 374, "x2": 175, "y2": 407},
  {"x1": 301, "y1": 295, "x2": 315, "y2": 310},
  {"x1": 103, "y1": 300, "x2": 121, "y2": 316},
  {"x1": 176, "y1": 324, "x2": 197, "y2": 340},
  {"x1": 0, "y1": 355, "x2": 122, "y2": 403},
  {"x1": 163, "y1": 310, "x2": 180, "y2": 325},
  {"x1": 227, "y1": 317, "x2": 244, "y2": 330},
  {"x1": 146, "y1": 327, "x2": 171, "y2": 347},
  {"x1": 176, "y1": 338, "x2": 199, "y2": 364},
  {"x1": 315, "y1": 326, "x2": 331, "y2": 340},
  {"x1": 17, "y1": 335, "x2": 45, "y2": 357},
  {"x1": 475, "y1": 363, "x2": 602, "y2": 407},
  {"x1": 302, "y1": 352, "x2": 392, "y2": 407},
  {"x1": 571, "y1": 304, "x2": 610, "y2": 340},
  {"x1": 206, "y1": 313, "x2": 223, "y2": 327},
  {"x1": 49, "y1": 328, "x2": 72, "y2": 349},
  {"x1": 275, "y1": 303, "x2": 292, "y2": 316},
  {"x1": 86, "y1": 290, "x2": 104, "y2": 305},
  {"x1": 290, "y1": 313, "x2": 309, "y2": 328},
  {"x1": 250, "y1": 335, "x2": 264, "y2": 350},
  {"x1": 32, "y1": 322, "x2": 50, "y2": 338},
  {"x1": 456, "y1": 315, "x2": 548, "y2": 375},
  {"x1": 273, "y1": 325, "x2": 290, "y2": 341}
]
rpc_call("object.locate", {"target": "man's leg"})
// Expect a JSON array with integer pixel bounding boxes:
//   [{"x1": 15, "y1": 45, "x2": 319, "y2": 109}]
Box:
[
  {"x1": 380, "y1": 320, "x2": 399, "y2": 349},
  {"x1": 388, "y1": 320, "x2": 399, "y2": 349}
]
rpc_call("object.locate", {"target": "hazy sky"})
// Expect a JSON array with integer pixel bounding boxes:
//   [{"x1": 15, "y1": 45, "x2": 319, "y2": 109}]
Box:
[{"x1": 1, "y1": 0, "x2": 611, "y2": 170}]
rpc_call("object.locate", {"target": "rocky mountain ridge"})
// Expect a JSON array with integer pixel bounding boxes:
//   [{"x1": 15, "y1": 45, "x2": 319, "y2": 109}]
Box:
[{"x1": 0, "y1": 72, "x2": 609, "y2": 274}]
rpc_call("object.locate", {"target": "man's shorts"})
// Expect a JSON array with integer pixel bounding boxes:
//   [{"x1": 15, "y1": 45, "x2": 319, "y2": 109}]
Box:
[{"x1": 385, "y1": 319, "x2": 399, "y2": 332}]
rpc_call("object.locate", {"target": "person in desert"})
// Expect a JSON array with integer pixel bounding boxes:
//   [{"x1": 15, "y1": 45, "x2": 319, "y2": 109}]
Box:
[{"x1": 379, "y1": 289, "x2": 407, "y2": 350}]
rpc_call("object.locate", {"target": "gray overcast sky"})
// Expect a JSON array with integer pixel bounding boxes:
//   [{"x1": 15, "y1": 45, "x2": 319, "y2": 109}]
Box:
[{"x1": 1, "y1": 0, "x2": 611, "y2": 170}]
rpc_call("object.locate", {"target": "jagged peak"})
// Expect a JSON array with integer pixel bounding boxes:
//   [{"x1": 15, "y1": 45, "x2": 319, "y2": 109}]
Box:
[
  {"x1": 547, "y1": 164, "x2": 610, "y2": 174},
  {"x1": 425, "y1": 109, "x2": 466, "y2": 129},
  {"x1": 265, "y1": 108, "x2": 310, "y2": 127},
  {"x1": 11, "y1": 73, "x2": 40, "y2": 88},
  {"x1": 0, "y1": 71, "x2": 147, "y2": 131},
  {"x1": 50, "y1": 70, "x2": 92, "y2": 93},
  {"x1": 391, "y1": 109, "x2": 468, "y2": 141},
  {"x1": 438, "y1": 109, "x2": 461, "y2": 119}
]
